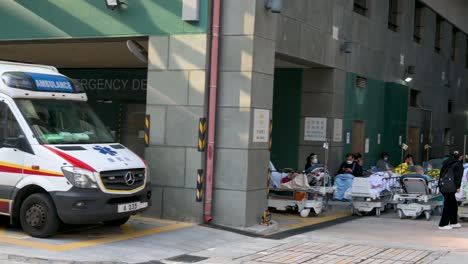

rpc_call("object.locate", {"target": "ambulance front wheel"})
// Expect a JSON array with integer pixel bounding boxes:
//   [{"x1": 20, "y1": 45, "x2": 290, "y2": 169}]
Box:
[{"x1": 20, "y1": 193, "x2": 60, "y2": 238}]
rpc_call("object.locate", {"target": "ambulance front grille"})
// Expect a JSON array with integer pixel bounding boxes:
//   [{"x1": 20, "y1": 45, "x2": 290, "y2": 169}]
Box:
[{"x1": 99, "y1": 168, "x2": 145, "y2": 191}]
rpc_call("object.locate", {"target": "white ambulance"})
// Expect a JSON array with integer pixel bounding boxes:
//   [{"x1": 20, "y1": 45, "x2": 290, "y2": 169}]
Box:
[{"x1": 0, "y1": 61, "x2": 151, "y2": 237}]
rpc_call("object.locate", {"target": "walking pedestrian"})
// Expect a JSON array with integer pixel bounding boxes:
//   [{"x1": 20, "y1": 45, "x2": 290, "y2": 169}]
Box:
[{"x1": 438, "y1": 151, "x2": 464, "y2": 230}]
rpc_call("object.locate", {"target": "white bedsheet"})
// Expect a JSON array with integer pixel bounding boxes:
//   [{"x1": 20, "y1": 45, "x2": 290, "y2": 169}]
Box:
[
  {"x1": 270, "y1": 161, "x2": 288, "y2": 188},
  {"x1": 456, "y1": 167, "x2": 468, "y2": 201},
  {"x1": 367, "y1": 172, "x2": 398, "y2": 197}
]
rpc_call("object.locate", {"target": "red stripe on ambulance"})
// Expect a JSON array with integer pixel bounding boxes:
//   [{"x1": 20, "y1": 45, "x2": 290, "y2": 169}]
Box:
[{"x1": 43, "y1": 146, "x2": 96, "y2": 172}]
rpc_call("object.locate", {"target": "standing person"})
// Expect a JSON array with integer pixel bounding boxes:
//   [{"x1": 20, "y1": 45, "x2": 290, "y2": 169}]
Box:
[
  {"x1": 337, "y1": 153, "x2": 363, "y2": 176},
  {"x1": 438, "y1": 151, "x2": 464, "y2": 230},
  {"x1": 376, "y1": 152, "x2": 393, "y2": 171}
]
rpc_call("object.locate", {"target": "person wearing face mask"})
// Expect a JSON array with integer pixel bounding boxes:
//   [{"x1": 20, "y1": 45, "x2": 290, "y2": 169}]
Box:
[
  {"x1": 337, "y1": 153, "x2": 363, "y2": 176},
  {"x1": 304, "y1": 153, "x2": 323, "y2": 173},
  {"x1": 376, "y1": 152, "x2": 393, "y2": 171}
]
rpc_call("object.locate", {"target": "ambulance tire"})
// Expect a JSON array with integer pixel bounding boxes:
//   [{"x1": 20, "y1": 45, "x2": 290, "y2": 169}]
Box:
[
  {"x1": 103, "y1": 216, "x2": 130, "y2": 226},
  {"x1": 20, "y1": 193, "x2": 59, "y2": 238}
]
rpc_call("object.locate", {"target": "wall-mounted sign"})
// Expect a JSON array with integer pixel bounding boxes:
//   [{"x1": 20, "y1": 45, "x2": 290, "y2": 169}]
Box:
[
  {"x1": 333, "y1": 119, "x2": 343, "y2": 142},
  {"x1": 253, "y1": 109, "x2": 269, "y2": 142},
  {"x1": 346, "y1": 132, "x2": 351, "y2": 144},
  {"x1": 332, "y1": 26, "x2": 339, "y2": 40},
  {"x1": 365, "y1": 138, "x2": 370, "y2": 153},
  {"x1": 399, "y1": 135, "x2": 402, "y2": 145},
  {"x1": 304, "y1": 117, "x2": 327, "y2": 141},
  {"x1": 377, "y1": 134, "x2": 381, "y2": 145}
]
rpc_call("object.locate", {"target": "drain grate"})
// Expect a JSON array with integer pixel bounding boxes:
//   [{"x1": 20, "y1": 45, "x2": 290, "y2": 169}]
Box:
[{"x1": 166, "y1": 254, "x2": 209, "y2": 263}]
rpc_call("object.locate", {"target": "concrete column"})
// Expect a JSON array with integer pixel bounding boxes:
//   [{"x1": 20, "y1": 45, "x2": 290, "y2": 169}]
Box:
[
  {"x1": 298, "y1": 69, "x2": 346, "y2": 173},
  {"x1": 212, "y1": 0, "x2": 276, "y2": 227},
  {"x1": 144, "y1": 34, "x2": 208, "y2": 222}
]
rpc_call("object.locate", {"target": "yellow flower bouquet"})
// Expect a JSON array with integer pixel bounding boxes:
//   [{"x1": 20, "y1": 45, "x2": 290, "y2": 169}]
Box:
[
  {"x1": 426, "y1": 169, "x2": 441, "y2": 179},
  {"x1": 392, "y1": 163, "x2": 411, "y2": 175}
]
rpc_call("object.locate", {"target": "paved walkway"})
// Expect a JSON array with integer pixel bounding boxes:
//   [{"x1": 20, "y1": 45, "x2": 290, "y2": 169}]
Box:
[
  {"x1": 0, "y1": 212, "x2": 467, "y2": 263},
  {"x1": 185, "y1": 213, "x2": 468, "y2": 264}
]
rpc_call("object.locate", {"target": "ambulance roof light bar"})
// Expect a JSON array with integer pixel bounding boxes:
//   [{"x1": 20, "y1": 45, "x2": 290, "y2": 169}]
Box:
[
  {"x1": 1, "y1": 72, "x2": 83, "y2": 93},
  {"x1": 2, "y1": 72, "x2": 35, "y2": 90}
]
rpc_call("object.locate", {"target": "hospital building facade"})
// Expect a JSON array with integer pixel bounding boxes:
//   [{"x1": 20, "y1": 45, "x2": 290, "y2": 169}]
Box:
[{"x1": 0, "y1": 0, "x2": 467, "y2": 228}]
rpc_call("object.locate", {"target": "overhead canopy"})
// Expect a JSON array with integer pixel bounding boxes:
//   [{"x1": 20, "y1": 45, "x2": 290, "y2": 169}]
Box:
[{"x1": 0, "y1": 38, "x2": 148, "y2": 68}]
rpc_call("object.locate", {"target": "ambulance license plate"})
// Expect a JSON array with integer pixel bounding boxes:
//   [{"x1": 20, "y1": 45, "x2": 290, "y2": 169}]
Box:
[{"x1": 118, "y1": 202, "x2": 148, "y2": 213}]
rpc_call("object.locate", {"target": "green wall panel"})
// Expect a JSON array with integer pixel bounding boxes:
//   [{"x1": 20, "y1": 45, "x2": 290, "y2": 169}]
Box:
[
  {"x1": 382, "y1": 82, "x2": 409, "y2": 165},
  {"x1": 0, "y1": 0, "x2": 208, "y2": 40},
  {"x1": 271, "y1": 69, "x2": 302, "y2": 170},
  {"x1": 343, "y1": 73, "x2": 409, "y2": 168}
]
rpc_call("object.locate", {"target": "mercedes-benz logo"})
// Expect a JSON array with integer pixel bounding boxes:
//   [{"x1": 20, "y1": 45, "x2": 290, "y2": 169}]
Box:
[{"x1": 124, "y1": 171, "x2": 136, "y2": 186}]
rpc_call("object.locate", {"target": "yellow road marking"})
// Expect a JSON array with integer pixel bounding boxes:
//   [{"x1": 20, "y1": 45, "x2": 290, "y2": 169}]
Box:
[
  {"x1": 0, "y1": 222, "x2": 192, "y2": 252},
  {"x1": 132, "y1": 215, "x2": 185, "y2": 225},
  {"x1": 278, "y1": 211, "x2": 352, "y2": 229},
  {"x1": 120, "y1": 223, "x2": 136, "y2": 234}
]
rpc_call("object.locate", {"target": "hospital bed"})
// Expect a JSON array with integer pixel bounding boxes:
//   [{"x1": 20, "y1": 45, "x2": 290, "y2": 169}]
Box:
[
  {"x1": 268, "y1": 168, "x2": 334, "y2": 217},
  {"x1": 393, "y1": 175, "x2": 442, "y2": 220},
  {"x1": 349, "y1": 173, "x2": 399, "y2": 217}
]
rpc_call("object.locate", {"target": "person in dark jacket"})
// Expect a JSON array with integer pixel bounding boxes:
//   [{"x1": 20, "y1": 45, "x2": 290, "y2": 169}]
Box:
[
  {"x1": 304, "y1": 153, "x2": 323, "y2": 173},
  {"x1": 337, "y1": 153, "x2": 363, "y2": 176},
  {"x1": 438, "y1": 151, "x2": 464, "y2": 230},
  {"x1": 376, "y1": 152, "x2": 393, "y2": 171}
]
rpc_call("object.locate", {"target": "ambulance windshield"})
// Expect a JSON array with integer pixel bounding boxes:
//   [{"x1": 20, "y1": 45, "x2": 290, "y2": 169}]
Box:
[{"x1": 16, "y1": 99, "x2": 114, "y2": 144}]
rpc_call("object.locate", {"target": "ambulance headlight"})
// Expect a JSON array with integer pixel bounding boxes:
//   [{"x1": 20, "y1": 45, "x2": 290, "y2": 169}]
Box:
[{"x1": 61, "y1": 167, "x2": 98, "y2": 188}]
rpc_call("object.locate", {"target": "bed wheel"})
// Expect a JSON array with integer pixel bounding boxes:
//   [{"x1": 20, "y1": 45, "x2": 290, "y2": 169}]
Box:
[
  {"x1": 398, "y1": 209, "x2": 404, "y2": 219},
  {"x1": 300, "y1": 209, "x2": 311, "y2": 218},
  {"x1": 376, "y1": 208, "x2": 381, "y2": 217},
  {"x1": 424, "y1": 211, "x2": 431, "y2": 221}
]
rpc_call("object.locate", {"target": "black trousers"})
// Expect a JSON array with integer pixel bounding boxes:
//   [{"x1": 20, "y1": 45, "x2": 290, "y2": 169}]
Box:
[{"x1": 439, "y1": 192, "x2": 458, "y2": 227}]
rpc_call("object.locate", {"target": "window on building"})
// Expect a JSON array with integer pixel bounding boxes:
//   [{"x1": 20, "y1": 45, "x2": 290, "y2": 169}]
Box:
[
  {"x1": 444, "y1": 128, "x2": 451, "y2": 145},
  {"x1": 388, "y1": 0, "x2": 399, "y2": 31},
  {"x1": 410, "y1": 90, "x2": 419, "y2": 107},
  {"x1": 354, "y1": 0, "x2": 368, "y2": 17},
  {"x1": 451, "y1": 27, "x2": 458, "y2": 61},
  {"x1": 435, "y1": 15, "x2": 443, "y2": 53},
  {"x1": 448, "y1": 99, "x2": 453, "y2": 113},
  {"x1": 356, "y1": 76, "x2": 367, "y2": 88},
  {"x1": 413, "y1": 1, "x2": 424, "y2": 43}
]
